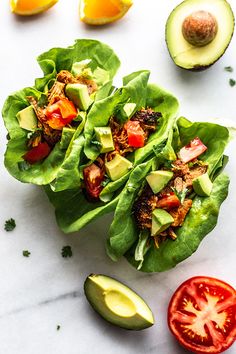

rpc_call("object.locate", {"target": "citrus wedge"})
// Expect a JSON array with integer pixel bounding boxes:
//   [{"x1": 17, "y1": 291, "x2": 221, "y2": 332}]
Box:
[
  {"x1": 10, "y1": 0, "x2": 58, "y2": 16},
  {"x1": 79, "y1": 0, "x2": 133, "y2": 25}
]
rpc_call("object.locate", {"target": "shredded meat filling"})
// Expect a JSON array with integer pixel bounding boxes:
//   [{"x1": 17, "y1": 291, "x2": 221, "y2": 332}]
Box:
[
  {"x1": 169, "y1": 199, "x2": 193, "y2": 227},
  {"x1": 57, "y1": 70, "x2": 97, "y2": 95},
  {"x1": 133, "y1": 157, "x2": 208, "y2": 246},
  {"x1": 107, "y1": 108, "x2": 161, "y2": 159}
]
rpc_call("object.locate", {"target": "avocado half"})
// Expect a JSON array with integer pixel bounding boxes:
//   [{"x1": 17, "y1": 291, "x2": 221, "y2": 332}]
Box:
[
  {"x1": 84, "y1": 274, "x2": 154, "y2": 330},
  {"x1": 165, "y1": 0, "x2": 235, "y2": 70}
]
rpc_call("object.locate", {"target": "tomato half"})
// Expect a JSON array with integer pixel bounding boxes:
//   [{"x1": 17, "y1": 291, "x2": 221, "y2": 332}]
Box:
[
  {"x1": 83, "y1": 163, "x2": 104, "y2": 200},
  {"x1": 156, "y1": 193, "x2": 181, "y2": 210},
  {"x1": 23, "y1": 142, "x2": 51, "y2": 164},
  {"x1": 179, "y1": 137, "x2": 207, "y2": 163},
  {"x1": 125, "y1": 120, "x2": 145, "y2": 148},
  {"x1": 168, "y1": 276, "x2": 236, "y2": 354}
]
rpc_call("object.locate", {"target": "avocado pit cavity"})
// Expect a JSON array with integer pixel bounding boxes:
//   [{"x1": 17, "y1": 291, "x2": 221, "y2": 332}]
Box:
[{"x1": 182, "y1": 10, "x2": 218, "y2": 47}]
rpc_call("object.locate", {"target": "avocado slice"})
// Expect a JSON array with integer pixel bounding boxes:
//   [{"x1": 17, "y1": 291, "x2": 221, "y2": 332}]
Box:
[
  {"x1": 65, "y1": 83, "x2": 92, "y2": 110},
  {"x1": 105, "y1": 154, "x2": 133, "y2": 181},
  {"x1": 84, "y1": 274, "x2": 154, "y2": 330},
  {"x1": 71, "y1": 59, "x2": 92, "y2": 77},
  {"x1": 146, "y1": 170, "x2": 173, "y2": 194},
  {"x1": 16, "y1": 105, "x2": 37, "y2": 131},
  {"x1": 94, "y1": 127, "x2": 115, "y2": 153},
  {"x1": 193, "y1": 173, "x2": 213, "y2": 196},
  {"x1": 151, "y1": 209, "x2": 174, "y2": 236},
  {"x1": 117, "y1": 103, "x2": 136, "y2": 122},
  {"x1": 165, "y1": 0, "x2": 234, "y2": 70}
]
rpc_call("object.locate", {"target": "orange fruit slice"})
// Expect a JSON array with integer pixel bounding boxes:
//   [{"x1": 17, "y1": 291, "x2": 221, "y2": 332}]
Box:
[
  {"x1": 10, "y1": 0, "x2": 58, "y2": 16},
  {"x1": 79, "y1": 0, "x2": 133, "y2": 25}
]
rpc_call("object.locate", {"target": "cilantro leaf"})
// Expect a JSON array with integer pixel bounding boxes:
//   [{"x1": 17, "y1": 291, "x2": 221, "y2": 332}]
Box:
[
  {"x1": 224, "y1": 66, "x2": 233, "y2": 73},
  {"x1": 4, "y1": 218, "x2": 16, "y2": 231},
  {"x1": 23, "y1": 250, "x2": 31, "y2": 257},
  {"x1": 229, "y1": 78, "x2": 236, "y2": 87},
  {"x1": 61, "y1": 246, "x2": 73, "y2": 258}
]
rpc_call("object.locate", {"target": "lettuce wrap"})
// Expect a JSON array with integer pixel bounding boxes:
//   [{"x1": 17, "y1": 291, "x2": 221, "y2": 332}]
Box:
[
  {"x1": 107, "y1": 117, "x2": 230, "y2": 272},
  {"x1": 2, "y1": 39, "x2": 120, "y2": 185},
  {"x1": 43, "y1": 75, "x2": 179, "y2": 233}
]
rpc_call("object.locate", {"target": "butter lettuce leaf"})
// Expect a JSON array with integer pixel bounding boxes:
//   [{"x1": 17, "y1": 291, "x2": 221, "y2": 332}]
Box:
[
  {"x1": 99, "y1": 82, "x2": 179, "y2": 201},
  {"x1": 44, "y1": 186, "x2": 120, "y2": 233},
  {"x1": 2, "y1": 40, "x2": 120, "y2": 185},
  {"x1": 107, "y1": 119, "x2": 230, "y2": 271}
]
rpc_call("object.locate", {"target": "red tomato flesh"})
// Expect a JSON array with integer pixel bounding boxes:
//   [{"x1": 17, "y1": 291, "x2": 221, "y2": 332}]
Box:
[
  {"x1": 45, "y1": 98, "x2": 77, "y2": 130},
  {"x1": 168, "y1": 276, "x2": 236, "y2": 354},
  {"x1": 83, "y1": 163, "x2": 104, "y2": 200},
  {"x1": 23, "y1": 142, "x2": 51, "y2": 164},
  {"x1": 156, "y1": 193, "x2": 181, "y2": 210},
  {"x1": 125, "y1": 120, "x2": 145, "y2": 148},
  {"x1": 179, "y1": 137, "x2": 207, "y2": 163}
]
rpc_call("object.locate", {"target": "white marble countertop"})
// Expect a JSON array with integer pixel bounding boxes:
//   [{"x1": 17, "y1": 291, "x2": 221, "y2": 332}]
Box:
[{"x1": 0, "y1": 1, "x2": 235, "y2": 353}]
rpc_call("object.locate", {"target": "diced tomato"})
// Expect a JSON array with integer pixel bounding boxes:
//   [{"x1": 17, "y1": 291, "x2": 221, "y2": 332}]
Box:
[
  {"x1": 23, "y1": 142, "x2": 51, "y2": 164},
  {"x1": 179, "y1": 137, "x2": 207, "y2": 163},
  {"x1": 156, "y1": 193, "x2": 181, "y2": 210},
  {"x1": 168, "y1": 276, "x2": 236, "y2": 354},
  {"x1": 45, "y1": 98, "x2": 77, "y2": 130},
  {"x1": 83, "y1": 163, "x2": 105, "y2": 200},
  {"x1": 125, "y1": 120, "x2": 145, "y2": 148}
]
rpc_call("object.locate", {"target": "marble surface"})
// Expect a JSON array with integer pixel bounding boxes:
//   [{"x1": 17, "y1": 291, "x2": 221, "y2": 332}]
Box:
[{"x1": 0, "y1": 1, "x2": 235, "y2": 353}]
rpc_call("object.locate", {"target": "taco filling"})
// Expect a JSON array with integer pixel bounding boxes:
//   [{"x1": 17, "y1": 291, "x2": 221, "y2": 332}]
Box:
[
  {"x1": 83, "y1": 108, "x2": 162, "y2": 201},
  {"x1": 133, "y1": 137, "x2": 209, "y2": 248},
  {"x1": 18, "y1": 60, "x2": 102, "y2": 165}
]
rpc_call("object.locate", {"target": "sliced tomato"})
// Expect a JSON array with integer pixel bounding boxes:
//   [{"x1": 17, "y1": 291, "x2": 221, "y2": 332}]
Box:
[
  {"x1": 45, "y1": 98, "x2": 77, "y2": 130},
  {"x1": 168, "y1": 276, "x2": 236, "y2": 354},
  {"x1": 179, "y1": 137, "x2": 207, "y2": 163},
  {"x1": 125, "y1": 120, "x2": 145, "y2": 148},
  {"x1": 23, "y1": 142, "x2": 51, "y2": 164},
  {"x1": 156, "y1": 193, "x2": 181, "y2": 210},
  {"x1": 83, "y1": 163, "x2": 104, "y2": 200}
]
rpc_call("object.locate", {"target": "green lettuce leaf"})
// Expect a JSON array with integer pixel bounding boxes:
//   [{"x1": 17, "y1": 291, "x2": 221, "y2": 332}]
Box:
[
  {"x1": 107, "y1": 119, "x2": 230, "y2": 271},
  {"x1": 99, "y1": 82, "x2": 179, "y2": 201},
  {"x1": 126, "y1": 173, "x2": 229, "y2": 272},
  {"x1": 3, "y1": 87, "x2": 67, "y2": 185},
  {"x1": 35, "y1": 39, "x2": 121, "y2": 93},
  {"x1": 83, "y1": 70, "x2": 151, "y2": 161},
  {"x1": 2, "y1": 39, "x2": 120, "y2": 185},
  {"x1": 44, "y1": 186, "x2": 120, "y2": 233}
]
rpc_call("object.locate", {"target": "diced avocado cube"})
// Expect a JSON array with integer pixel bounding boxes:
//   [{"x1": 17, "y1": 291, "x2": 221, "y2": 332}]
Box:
[
  {"x1": 151, "y1": 209, "x2": 174, "y2": 236},
  {"x1": 71, "y1": 59, "x2": 92, "y2": 77},
  {"x1": 16, "y1": 106, "x2": 37, "y2": 131},
  {"x1": 105, "y1": 155, "x2": 133, "y2": 181},
  {"x1": 65, "y1": 83, "x2": 92, "y2": 111},
  {"x1": 193, "y1": 173, "x2": 213, "y2": 197},
  {"x1": 146, "y1": 170, "x2": 173, "y2": 194},
  {"x1": 60, "y1": 127, "x2": 76, "y2": 150},
  {"x1": 93, "y1": 67, "x2": 110, "y2": 86},
  {"x1": 117, "y1": 103, "x2": 136, "y2": 121},
  {"x1": 94, "y1": 127, "x2": 114, "y2": 153}
]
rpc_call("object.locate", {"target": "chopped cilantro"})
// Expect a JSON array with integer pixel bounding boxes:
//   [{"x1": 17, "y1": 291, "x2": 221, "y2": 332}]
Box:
[
  {"x1": 23, "y1": 250, "x2": 31, "y2": 257},
  {"x1": 61, "y1": 246, "x2": 72, "y2": 258},
  {"x1": 224, "y1": 66, "x2": 233, "y2": 72},
  {"x1": 4, "y1": 218, "x2": 16, "y2": 231},
  {"x1": 172, "y1": 187, "x2": 189, "y2": 204},
  {"x1": 57, "y1": 325, "x2": 61, "y2": 331},
  {"x1": 229, "y1": 78, "x2": 236, "y2": 87}
]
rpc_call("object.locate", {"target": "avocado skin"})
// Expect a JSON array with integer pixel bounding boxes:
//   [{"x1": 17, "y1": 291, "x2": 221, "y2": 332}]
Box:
[
  {"x1": 165, "y1": 0, "x2": 235, "y2": 71},
  {"x1": 84, "y1": 274, "x2": 154, "y2": 330}
]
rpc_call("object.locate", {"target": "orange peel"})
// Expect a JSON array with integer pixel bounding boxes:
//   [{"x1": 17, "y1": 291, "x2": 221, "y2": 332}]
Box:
[
  {"x1": 10, "y1": 0, "x2": 58, "y2": 16},
  {"x1": 79, "y1": 0, "x2": 133, "y2": 25}
]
